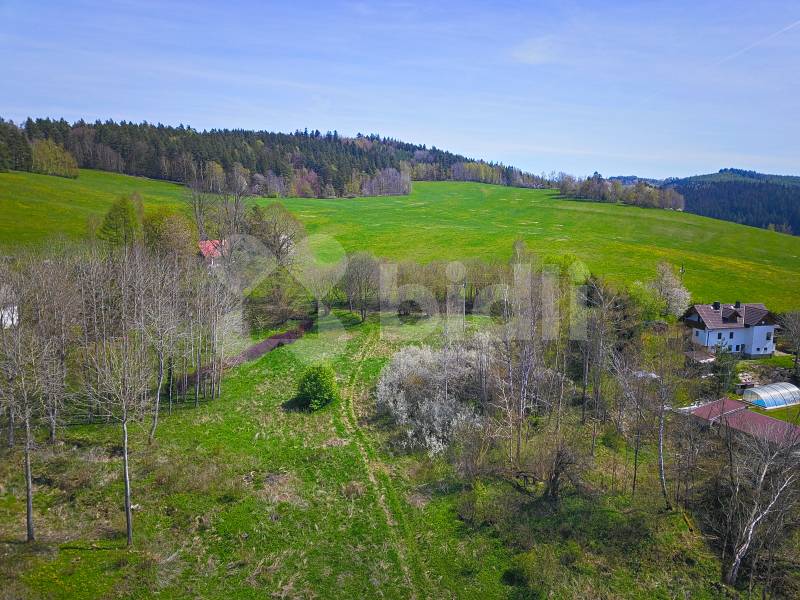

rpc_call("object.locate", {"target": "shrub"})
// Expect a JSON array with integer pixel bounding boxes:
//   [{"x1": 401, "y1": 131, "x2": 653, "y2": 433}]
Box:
[
  {"x1": 376, "y1": 345, "x2": 482, "y2": 454},
  {"x1": 297, "y1": 364, "x2": 340, "y2": 411}
]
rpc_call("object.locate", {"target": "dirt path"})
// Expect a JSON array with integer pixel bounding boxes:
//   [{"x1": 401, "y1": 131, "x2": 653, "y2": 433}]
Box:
[
  {"x1": 186, "y1": 320, "x2": 314, "y2": 387},
  {"x1": 339, "y1": 327, "x2": 429, "y2": 598},
  {"x1": 228, "y1": 320, "x2": 314, "y2": 367}
]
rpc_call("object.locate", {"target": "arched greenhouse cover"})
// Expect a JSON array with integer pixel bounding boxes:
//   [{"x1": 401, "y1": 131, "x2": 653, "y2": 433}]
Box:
[{"x1": 743, "y1": 382, "x2": 800, "y2": 410}]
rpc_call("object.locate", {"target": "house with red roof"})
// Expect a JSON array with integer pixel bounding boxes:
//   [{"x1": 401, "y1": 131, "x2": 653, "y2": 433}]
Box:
[{"x1": 683, "y1": 301, "x2": 777, "y2": 358}]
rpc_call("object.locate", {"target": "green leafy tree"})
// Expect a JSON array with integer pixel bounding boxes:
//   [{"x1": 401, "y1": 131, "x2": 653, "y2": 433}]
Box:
[
  {"x1": 30, "y1": 139, "x2": 79, "y2": 178},
  {"x1": 98, "y1": 195, "x2": 143, "y2": 246},
  {"x1": 143, "y1": 209, "x2": 196, "y2": 259},
  {"x1": 297, "y1": 364, "x2": 340, "y2": 411}
]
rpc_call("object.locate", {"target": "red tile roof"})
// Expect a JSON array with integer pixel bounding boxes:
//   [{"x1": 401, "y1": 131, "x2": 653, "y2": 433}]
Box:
[
  {"x1": 690, "y1": 398, "x2": 800, "y2": 445},
  {"x1": 686, "y1": 303, "x2": 773, "y2": 330},
  {"x1": 198, "y1": 240, "x2": 223, "y2": 259}
]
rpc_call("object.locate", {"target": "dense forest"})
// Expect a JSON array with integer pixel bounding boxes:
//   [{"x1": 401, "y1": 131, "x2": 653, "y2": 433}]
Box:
[
  {"x1": 664, "y1": 169, "x2": 800, "y2": 235},
  {"x1": 0, "y1": 117, "x2": 548, "y2": 197}
]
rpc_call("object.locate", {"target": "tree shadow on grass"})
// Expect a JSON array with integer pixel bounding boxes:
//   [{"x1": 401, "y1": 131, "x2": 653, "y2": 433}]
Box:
[
  {"x1": 281, "y1": 395, "x2": 309, "y2": 413},
  {"x1": 335, "y1": 310, "x2": 365, "y2": 330}
]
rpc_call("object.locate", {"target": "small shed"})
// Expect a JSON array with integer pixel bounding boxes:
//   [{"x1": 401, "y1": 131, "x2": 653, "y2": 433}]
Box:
[{"x1": 743, "y1": 382, "x2": 800, "y2": 410}]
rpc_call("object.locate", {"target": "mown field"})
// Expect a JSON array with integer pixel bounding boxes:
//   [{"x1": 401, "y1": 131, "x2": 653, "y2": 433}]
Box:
[
  {"x1": 0, "y1": 313, "x2": 728, "y2": 599},
  {"x1": 2, "y1": 169, "x2": 800, "y2": 311}
]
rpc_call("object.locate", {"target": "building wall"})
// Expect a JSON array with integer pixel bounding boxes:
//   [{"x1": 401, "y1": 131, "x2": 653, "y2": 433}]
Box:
[
  {"x1": 691, "y1": 325, "x2": 775, "y2": 356},
  {"x1": 748, "y1": 325, "x2": 775, "y2": 356}
]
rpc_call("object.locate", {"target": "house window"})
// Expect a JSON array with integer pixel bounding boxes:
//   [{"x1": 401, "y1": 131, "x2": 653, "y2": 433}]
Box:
[
  {"x1": 766, "y1": 332, "x2": 772, "y2": 340},
  {"x1": 729, "y1": 332, "x2": 734, "y2": 339},
  {"x1": 735, "y1": 344, "x2": 741, "y2": 352},
  {"x1": 717, "y1": 332, "x2": 722, "y2": 340},
  {"x1": 695, "y1": 330, "x2": 700, "y2": 337}
]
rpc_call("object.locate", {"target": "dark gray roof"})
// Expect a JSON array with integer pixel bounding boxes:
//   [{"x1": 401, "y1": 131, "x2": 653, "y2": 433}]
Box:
[{"x1": 687, "y1": 303, "x2": 773, "y2": 329}]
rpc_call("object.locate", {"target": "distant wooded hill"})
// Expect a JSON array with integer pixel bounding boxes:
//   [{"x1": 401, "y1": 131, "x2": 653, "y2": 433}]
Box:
[
  {"x1": 0, "y1": 117, "x2": 547, "y2": 198},
  {"x1": 663, "y1": 169, "x2": 800, "y2": 235},
  {"x1": 610, "y1": 169, "x2": 800, "y2": 235}
]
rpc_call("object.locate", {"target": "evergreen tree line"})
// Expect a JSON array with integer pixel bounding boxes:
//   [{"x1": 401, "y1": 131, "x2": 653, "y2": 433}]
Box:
[
  {"x1": 665, "y1": 178, "x2": 800, "y2": 235},
  {"x1": 5, "y1": 117, "x2": 549, "y2": 197}
]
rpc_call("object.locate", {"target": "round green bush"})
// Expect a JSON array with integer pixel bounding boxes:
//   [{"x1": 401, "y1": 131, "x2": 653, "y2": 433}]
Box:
[{"x1": 297, "y1": 364, "x2": 340, "y2": 411}]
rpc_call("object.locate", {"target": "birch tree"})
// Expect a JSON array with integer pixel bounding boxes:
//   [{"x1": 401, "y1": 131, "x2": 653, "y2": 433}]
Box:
[
  {"x1": 721, "y1": 428, "x2": 800, "y2": 585},
  {"x1": 0, "y1": 320, "x2": 47, "y2": 542},
  {"x1": 81, "y1": 248, "x2": 151, "y2": 546}
]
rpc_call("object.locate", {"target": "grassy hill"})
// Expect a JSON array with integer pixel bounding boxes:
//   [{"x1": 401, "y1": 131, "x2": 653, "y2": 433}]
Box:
[
  {"x1": 3, "y1": 169, "x2": 800, "y2": 310},
  {"x1": 271, "y1": 182, "x2": 800, "y2": 311},
  {"x1": 0, "y1": 169, "x2": 186, "y2": 246}
]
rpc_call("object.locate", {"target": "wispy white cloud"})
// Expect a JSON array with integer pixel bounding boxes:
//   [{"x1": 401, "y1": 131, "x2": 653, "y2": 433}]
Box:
[{"x1": 510, "y1": 36, "x2": 559, "y2": 65}]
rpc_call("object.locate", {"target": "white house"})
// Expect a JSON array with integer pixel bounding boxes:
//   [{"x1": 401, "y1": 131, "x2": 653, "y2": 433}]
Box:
[{"x1": 683, "y1": 302, "x2": 777, "y2": 358}]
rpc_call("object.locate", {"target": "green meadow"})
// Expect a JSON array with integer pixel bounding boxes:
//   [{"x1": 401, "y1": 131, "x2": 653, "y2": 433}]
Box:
[
  {"x1": 273, "y1": 182, "x2": 800, "y2": 311},
  {"x1": 0, "y1": 314, "x2": 724, "y2": 599},
  {"x1": 0, "y1": 169, "x2": 186, "y2": 245},
  {"x1": 2, "y1": 170, "x2": 800, "y2": 310}
]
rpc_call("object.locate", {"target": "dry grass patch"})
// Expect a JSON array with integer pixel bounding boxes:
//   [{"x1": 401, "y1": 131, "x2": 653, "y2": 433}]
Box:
[
  {"x1": 407, "y1": 492, "x2": 430, "y2": 509},
  {"x1": 342, "y1": 481, "x2": 366, "y2": 499},
  {"x1": 323, "y1": 437, "x2": 349, "y2": 448},
  {"x1": 258, "y1": 472, "x2": 306, "y2": 507}
]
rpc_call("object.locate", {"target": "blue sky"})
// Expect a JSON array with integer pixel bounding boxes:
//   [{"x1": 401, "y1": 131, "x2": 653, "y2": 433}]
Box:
[{"x1": 1, "y1": 0, "x2": 798, "y2": 178}]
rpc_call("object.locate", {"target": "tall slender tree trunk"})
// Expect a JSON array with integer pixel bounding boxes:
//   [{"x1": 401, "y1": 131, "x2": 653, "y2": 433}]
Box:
[
  {"x1": 167, "y1": 358, "x2": 174, "y2": 415},
  {"x1": 182, "y1": 353, "x2": 188, "y2": 403},
  {"x1": 48, "y1": 407, "x2": 57, "y2": 444},
  {"x1": 7, "y1": 409, "x2": 15, "y2": 448},
  {"x1": 657, "y1": 401, "x2": 672, "y2": 510},
  {"x1": 122, "y1": 416, "x2": 133, "y2": 546},
  {"x1": 194, "y1": 347, "x2": 200, "y2": 408},
  {"x1": 24, "y1": 415, "x2": 34, "y2": 542},
  {"x1": 580, "y1": 350, "x2": 589, "y2": 424},
  {"x1": 632, "y1": 428, "x2": 641, "y2": 499},
  {"x1": 149, "y1": 355, "x2": 165, "y2": 444}
]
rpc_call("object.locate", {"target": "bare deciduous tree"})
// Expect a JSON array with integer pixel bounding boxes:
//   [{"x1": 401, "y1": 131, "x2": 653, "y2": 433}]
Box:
[
  {"x1": 778, "y1": 311, "x2": 800, "y2": 376},
  {"x1": 0, "y1": 319, "x2": 48, "y2": 542},
  {"x1": 719, "y1": 427, "x2": 800, "y2": 585},
  {"x1": 80, "y1": 248, "x2": 152, "y2": 546},
  {"x1": 246, "y1": 203, "x2": 306, "y2": 266},
  {"x1": 343, "y1": 252, "x2": 379, "y2": 322}
]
